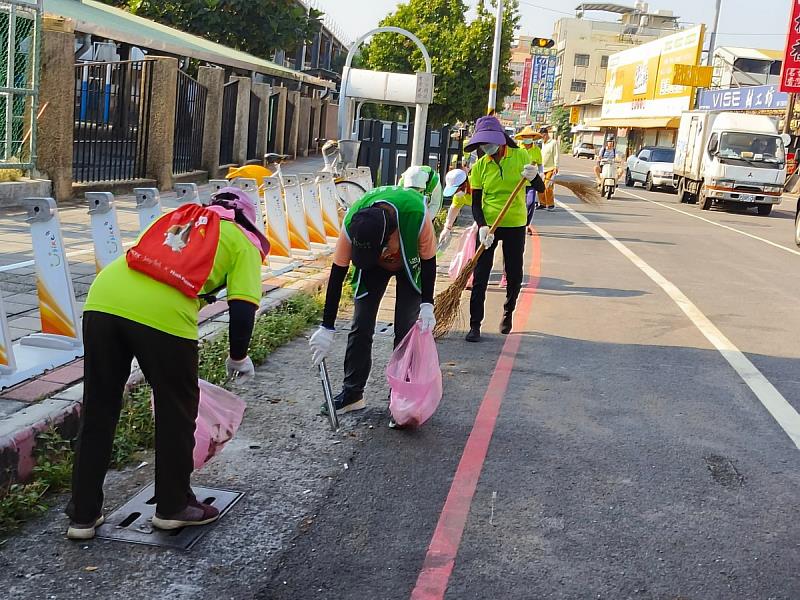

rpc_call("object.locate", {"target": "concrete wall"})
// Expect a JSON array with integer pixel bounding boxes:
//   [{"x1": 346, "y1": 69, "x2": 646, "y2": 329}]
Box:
[
  {"x1": 286, "y1": 90, "x2": 301, "y2": 158},
  {"x1": 297, "y1": 97, "x2": 311, "y2": 157},
  {"x1": 37, "y1": 26, "x2": 75, "y2": 201},
  {"x1": 230, "y1": 76, "x2": 252, "y2": 166},
  {"x1": 199, "y1": 66, "x2": 225, "y2": 178},
  {"x1": 252, "y1": 82, "x2": 271, "y2": 160},
  {"x1": 273, "y1": 87, "x2": 288, "y2": 155},
  {"x1": 145, "y1": 57, "x2": 179, "y2": 190}
]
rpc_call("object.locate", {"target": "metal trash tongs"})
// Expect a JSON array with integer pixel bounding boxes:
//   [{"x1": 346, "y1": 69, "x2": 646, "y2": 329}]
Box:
[{"x1": 319, "y1": 359, "x2": 340, "y2": 432}]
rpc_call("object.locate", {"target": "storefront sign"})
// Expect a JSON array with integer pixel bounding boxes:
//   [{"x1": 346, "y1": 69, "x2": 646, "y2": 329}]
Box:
[
  {"x1": 780, "y1": 0, "x2": 800, "y2": 93},
  {"x1": 696, "y1": 84, "x2": 789, "y2": 111},
  {"x1": 519, "y1": 58, "x2": 532, "y2": 111}
]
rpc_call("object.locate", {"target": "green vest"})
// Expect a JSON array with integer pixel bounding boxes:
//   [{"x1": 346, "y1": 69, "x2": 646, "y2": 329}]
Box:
[{"x1": 343, "y1": 186, "x2": 426, "y2": 297}]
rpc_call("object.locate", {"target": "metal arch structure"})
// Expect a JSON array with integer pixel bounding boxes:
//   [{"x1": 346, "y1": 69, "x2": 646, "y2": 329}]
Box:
[{"x1": 338, "y1": 26, "x2": 434, "y2": 166}]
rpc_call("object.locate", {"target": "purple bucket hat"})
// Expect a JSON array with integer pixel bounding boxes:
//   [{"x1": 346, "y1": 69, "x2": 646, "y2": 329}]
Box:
[
  {"x1": 211, "y1": 186, "x2": 271, "y2": 257},
  {"x1": 464, "y1": 115, "x2": 518, "y2": 153}
]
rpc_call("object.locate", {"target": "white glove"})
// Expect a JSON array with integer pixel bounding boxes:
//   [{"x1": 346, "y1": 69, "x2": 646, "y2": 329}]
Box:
[
  {"x1": 309, "y1": 326, "x2": 335, "y2": 367},
  {"x1": 478, "y1": 226, "x2": 495, "y2": 249},
  {"x1": 522, "y1": 164, "x2": 538, "y2": 181},
  {"x1": 226, "y1": 356, "x2": 255, "y2": 381},
  {"x1": 419, "y1": 303, "x2": 436, "y2": 332},
  {"x1": 438, "y1": 227, "x2": 452, "y2": 247}
]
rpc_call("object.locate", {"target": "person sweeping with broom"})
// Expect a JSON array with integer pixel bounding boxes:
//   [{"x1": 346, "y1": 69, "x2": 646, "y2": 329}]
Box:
[
  {"x1": 308, "y1": 167, "x2": 438, "y2": 418},
  {"x1": 464, "y1": 115, "x2": 545, "y2": 342}
]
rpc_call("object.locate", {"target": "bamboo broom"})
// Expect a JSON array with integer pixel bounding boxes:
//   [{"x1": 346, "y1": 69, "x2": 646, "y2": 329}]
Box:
[{"x1": 432, "y1": 173, "x2": 602, "y2": 338}]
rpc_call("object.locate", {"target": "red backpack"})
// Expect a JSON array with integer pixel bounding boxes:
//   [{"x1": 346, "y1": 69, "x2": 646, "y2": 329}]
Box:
[{"x1": 126, "y1": 204, "x2": 221, "y2": 298}]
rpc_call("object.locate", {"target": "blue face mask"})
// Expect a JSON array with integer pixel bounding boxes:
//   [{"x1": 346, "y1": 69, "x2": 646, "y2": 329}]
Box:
[{"x1": 481, "y1": 143, "x2": 500, "y2": 156}]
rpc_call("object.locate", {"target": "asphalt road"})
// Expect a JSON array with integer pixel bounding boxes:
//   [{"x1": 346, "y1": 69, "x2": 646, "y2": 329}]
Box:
[
  {"x1": 3, "y1": 155, "x2": 799, "y2": 600},
  {"x1": 259, "y1": 155, "x2": 800, "y2": 599}
]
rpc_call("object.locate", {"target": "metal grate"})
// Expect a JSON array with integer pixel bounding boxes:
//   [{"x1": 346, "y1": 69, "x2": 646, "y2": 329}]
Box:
[
  {"x1": 246, "y1": 89, "x2": 261, "y2": 161},
  {"x1": 172, "y1": 70, "x2": 207, "y2": 174},
  {"x1": 95, "y1": 483, "x2": 243, "y2": 550},
  {"x1": 73, "y1": 60, "x2": 153, "y2": 183},
  {"x1": 0, "y1": 0, "x2": 41, "y2": 171},
  {"x1": 218, "y1": 79, "x2": 238, "y2": 166}
]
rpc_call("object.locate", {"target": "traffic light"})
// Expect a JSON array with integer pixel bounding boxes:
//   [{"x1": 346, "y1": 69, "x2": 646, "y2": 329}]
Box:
[{"x1": 531, "y1": 37, "x2": 555, "y2": 49}]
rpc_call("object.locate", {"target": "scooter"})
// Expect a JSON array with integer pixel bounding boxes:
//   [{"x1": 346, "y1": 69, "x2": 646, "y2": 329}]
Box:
[{"x1": 599, "y1": 160, "x2": 616, "y2": 200}]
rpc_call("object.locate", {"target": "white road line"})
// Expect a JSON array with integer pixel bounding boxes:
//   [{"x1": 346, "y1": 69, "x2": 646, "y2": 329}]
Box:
[
  {"x1": 557, "y1": 199, "x2": 800, "y2": 450},
  {"x1": 617, "y1": 188, "x2": 800, "y2": 258}
]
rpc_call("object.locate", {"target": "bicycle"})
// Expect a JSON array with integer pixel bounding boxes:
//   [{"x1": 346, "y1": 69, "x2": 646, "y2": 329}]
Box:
[{"x1": 319, "y1": 138, "x2": 367, "y2": 211}]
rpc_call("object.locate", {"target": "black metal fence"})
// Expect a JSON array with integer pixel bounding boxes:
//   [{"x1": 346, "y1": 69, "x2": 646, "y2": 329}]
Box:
[
  {"x1": 219, "y1": 80, "x2": 238, "y2": 166},
  {"x1": 266, "y1": 92, "x2": 279, "y2": 154},
  {"x1": 173, "y1": 71, "x2": 208, "y2": 174},
  {"x1": 283, "y1": 96, "x2": 295, "y2": 152},
  {"x1": 73, "y1": 60, "x2": 154, "y2": 183},
  {"x1": 246, "y1": 90, "x2": 261, "y2": 161},
  {"x1": 356, "y1": 119, "x2": 466, "y2": 186}
]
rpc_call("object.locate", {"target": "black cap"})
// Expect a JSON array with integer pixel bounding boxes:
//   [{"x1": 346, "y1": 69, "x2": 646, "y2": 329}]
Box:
[{"x1": 348, "y1": 206, "x2": 393, "y2": 270}]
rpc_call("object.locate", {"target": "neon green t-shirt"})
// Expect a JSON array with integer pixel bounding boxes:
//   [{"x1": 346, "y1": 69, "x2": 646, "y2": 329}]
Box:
[
  {"x1": 468, "y1": 147, "x2": 530, "y2": 228},
  {"x1": 451, "y1": 191, "x2": 472, "y2": 209},
  {"x1": 524, "y1": 144, "x2": 542, "y2": 165},
  {"x1": 84, "y1": 220, "x2": 263, "y2": 340}
]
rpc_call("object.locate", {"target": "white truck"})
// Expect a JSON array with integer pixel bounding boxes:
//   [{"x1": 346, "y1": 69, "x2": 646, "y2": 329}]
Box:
[{"x1": 673, "y1": 111, "x2": 789, "y2": 216}]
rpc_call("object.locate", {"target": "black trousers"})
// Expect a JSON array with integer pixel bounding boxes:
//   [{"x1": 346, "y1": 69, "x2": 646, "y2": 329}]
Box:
[
  {"x1": 343, "y1": 268, "x2": 421, "y2": 396},
  {"x1": 66, "y1": 311, "x2": 199, "y2": 523},
  {"x1": 469, "y1": 226, "x2": 526, "y2": 329}
]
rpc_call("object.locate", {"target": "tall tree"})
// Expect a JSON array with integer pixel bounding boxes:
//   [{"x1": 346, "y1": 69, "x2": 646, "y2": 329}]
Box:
[
  {"x1": 98, "y1": 0, "x2": 323, "y2": 61},
  {"x1": 359, "y1": 0, "x2": 519, "y2": 126}
]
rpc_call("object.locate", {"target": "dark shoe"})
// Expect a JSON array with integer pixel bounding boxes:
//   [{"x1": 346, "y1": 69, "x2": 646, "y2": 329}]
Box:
[
  {"x1": 500, "y1": 313, "x2": 513, "y2": 335},
  {"x1": 321, "y1": 390, "x2": 365, "y2": 416},
  {"x1": 547, "y1": 205, "x2": 555, "y2": 211},
  {"x1": 152, "y1": 499, "x2": 219, "y2": 530},
  {"x1": 465, "y1": 327, "x2": 481, "y2": 343},
  {"x1": 66, "y1": 515, "x2": 104, "y2": 540}
]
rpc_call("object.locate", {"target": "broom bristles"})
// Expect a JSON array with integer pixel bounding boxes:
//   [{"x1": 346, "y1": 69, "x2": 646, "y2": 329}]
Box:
[{"x1": 553, "y1": 176, "x2": 604, "y2": 205}]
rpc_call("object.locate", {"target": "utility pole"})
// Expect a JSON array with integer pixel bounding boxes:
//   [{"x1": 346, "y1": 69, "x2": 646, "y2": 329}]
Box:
[
  {"x1": 707, "y1": 0, "x2": 722, "y2": 66},
  {"x1": 488, "y1": 0, "x2": 504, "y2": 114}
]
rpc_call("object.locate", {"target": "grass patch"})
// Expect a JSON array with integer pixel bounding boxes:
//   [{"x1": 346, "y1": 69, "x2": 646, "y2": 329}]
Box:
[{"x1": 0, "y1": 292, "x2": 323, "y2": 539}]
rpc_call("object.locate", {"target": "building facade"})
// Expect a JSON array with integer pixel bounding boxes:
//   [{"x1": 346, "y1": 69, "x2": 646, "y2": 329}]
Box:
[
  {"x1": 552, "y1": 2, "x2": 682, "y2": 107},
  {"x1": 712, "y1": 47, "x2": 784, "y2": 89}
]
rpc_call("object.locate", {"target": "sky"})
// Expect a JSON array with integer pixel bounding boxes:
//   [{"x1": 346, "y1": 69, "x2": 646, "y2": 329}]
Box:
[{"x1": 314, "y1": 0, "x2": 793, "y2": 53}]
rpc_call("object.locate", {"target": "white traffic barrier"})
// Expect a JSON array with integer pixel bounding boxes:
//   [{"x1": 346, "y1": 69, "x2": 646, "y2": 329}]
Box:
[
  {"x1": 316, "y1": 172, "x2": 341, "y2": 238},
  {"x1": 262, "y1": 176, "x2": 292, "y2": 259},
  {"x1": 299, "y1": 173, "x2": 328, "y2": 246},
  {"x1": 0, "y1": 294, "x2": 15, "y2": 376},
  {"x1": 356, "y1": 166, "x2": 375, "y2": 191},
  {"x1": 208, "y1": 179, "x2": 229, "y2": 196},
  {"x1": 230, "y1": 178, "x2": 267, "y2": 237},
  {"x1": 133, "y1": 188, "x2": 162, "y2": 233},
  {"x1": 344, "y1": 167, "x2": 360, "y2": 183},
  {"x1": 86, "y1": 192, "x2": 123, "y2": 271},
  {"x1": 282, "y1": 175, "x2": 312, "y2": 252},
  {"x1": 172, "y1": 183, "x2": 202, "y2": 207},
  {"x1": 0, "y1": 198, "x2": 83, "y2": 389}
]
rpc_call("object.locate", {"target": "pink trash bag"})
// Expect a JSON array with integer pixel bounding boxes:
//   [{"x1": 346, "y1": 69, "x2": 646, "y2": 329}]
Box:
[
  {"x1": 386, "y1": 324, "x2": 443, "y2": 428},
  {"x1": 192, "y1": 379, "x2": 246, "y2": 469},
  {"x1": 448, "y1": 224, "x2": 478, "y2": 287}
]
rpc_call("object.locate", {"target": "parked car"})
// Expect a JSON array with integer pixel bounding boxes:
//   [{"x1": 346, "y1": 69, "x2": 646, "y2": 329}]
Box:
[
  {"x1": 625, "y1": 146, "x2": 676, "y2": 191},
  {"x1": 573, "y1": 142, "x2": 596, "y2": 159}
]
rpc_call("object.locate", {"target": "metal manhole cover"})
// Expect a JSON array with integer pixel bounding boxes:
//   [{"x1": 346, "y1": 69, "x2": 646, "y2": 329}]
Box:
[{"x1": 95, "y1": 484, "x2": 243, "y2": 550}]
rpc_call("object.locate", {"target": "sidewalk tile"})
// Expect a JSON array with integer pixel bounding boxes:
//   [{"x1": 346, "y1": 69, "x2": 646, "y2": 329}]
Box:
[
  {"x1": 2, "y1": 379, "x2": 66, "y2": 402},
  {"x1": 40, "y1": 361, "x2": 84, "y2": 385},
  {"x1": 0, "y1": 398, "x2": 25, "y2": 416}
]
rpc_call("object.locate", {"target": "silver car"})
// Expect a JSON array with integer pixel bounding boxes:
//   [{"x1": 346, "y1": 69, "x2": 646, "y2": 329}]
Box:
[{"x1": 625, "y1": 147, "x2": 676, "y2": 191}]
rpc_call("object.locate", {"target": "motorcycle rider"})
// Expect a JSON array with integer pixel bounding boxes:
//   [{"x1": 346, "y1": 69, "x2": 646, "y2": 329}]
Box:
[{"x1": 594, "y1": 139, "x2": 619, "y2": 185}]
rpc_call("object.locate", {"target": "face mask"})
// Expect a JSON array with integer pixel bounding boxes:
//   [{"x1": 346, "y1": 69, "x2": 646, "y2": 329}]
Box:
[{"x1": 481, "y1": 143, "x2": 500, "y2": 156}]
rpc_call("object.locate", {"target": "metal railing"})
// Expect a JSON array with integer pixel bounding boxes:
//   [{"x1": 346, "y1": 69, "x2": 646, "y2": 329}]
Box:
[
  {"x1": 73, "y1": 60, "x2": 153, "y2": 183},
  {"x1": 173, "y1": 71, "x2": 207, "y2": 174},
  {"x1": 0, "y1": 0, "x2": 41, "y2": 171},
  {"x1": 219, "y1": 79, "x2": 238, "y2": 166},
  {"x1": 266, "y1": 92, "x2": 279, "y2": 154},
  {"x1": 246, "y1": 89, "x2": 261, "y2": 161}
]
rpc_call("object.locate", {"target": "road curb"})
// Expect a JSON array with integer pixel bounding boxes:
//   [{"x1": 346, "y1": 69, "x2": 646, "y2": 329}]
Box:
[{"x1": 0, "y1": 264, "x2": 331, "y2": 489}]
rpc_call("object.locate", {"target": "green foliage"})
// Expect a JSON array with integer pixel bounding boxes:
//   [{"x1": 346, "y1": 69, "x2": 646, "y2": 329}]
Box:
[
  {"x1": 359, "y1": 0, "x2": 520, "y2": 127},
  {"x1": 110, "y1": 384, "x2": 156, "y2": 469},
  {"x1": 98, "y1": 0, "x2": 323, "y2": 59},
  {"x1": 551, "y1": 105, "x2": 573, "y2": 148}
]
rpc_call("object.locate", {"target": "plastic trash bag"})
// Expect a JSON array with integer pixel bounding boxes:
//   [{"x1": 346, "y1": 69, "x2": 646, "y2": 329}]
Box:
[
  {"x1": 448, "y1": 224, "x2": 478, "y2": 286},
  {"x1": 193, "y1": 380, "x2": 246, "y2": 469},
  {"x1": 386, "y1": 324, "x2": 443, "y2": 428}
]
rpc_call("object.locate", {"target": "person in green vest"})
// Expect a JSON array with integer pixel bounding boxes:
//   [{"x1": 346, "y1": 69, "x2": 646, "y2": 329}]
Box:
[{"x1": 308, "y1": 166, "x2": 438, "y2": 420}]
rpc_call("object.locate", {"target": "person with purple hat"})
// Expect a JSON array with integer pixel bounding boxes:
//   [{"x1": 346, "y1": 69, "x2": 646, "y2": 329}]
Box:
[
  {"x1": 65, "y1": 188, "x2": 268, "y2": 540},
  {"x1": 464, "y1": 115, "x2": 545, "y2": 342}
]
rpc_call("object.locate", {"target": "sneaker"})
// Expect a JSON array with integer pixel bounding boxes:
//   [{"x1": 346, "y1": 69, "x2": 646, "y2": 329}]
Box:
[
  {"x1": 465, "y1": 327, "x2": 481, "y2": 343},
  {"x1": 152, "y1": 499, "x2": 220, "y2": 530},
  {"x1": 66, "y1": 515, "x2": 105, "y2": 540},
  {"x1": 320, "y1": 390, "x2": 365, "y2": 416},
  {"x1": 547, "y1": 205, "x2": 555, "y2": 211},
  {"x1": 500, "y1": 313, "x2": 513, "y2": 335}
]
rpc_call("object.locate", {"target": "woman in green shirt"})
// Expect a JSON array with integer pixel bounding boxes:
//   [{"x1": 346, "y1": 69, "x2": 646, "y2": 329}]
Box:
[{"x1": 464, "y1": 116, "x2": 544, "y2": 342}]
